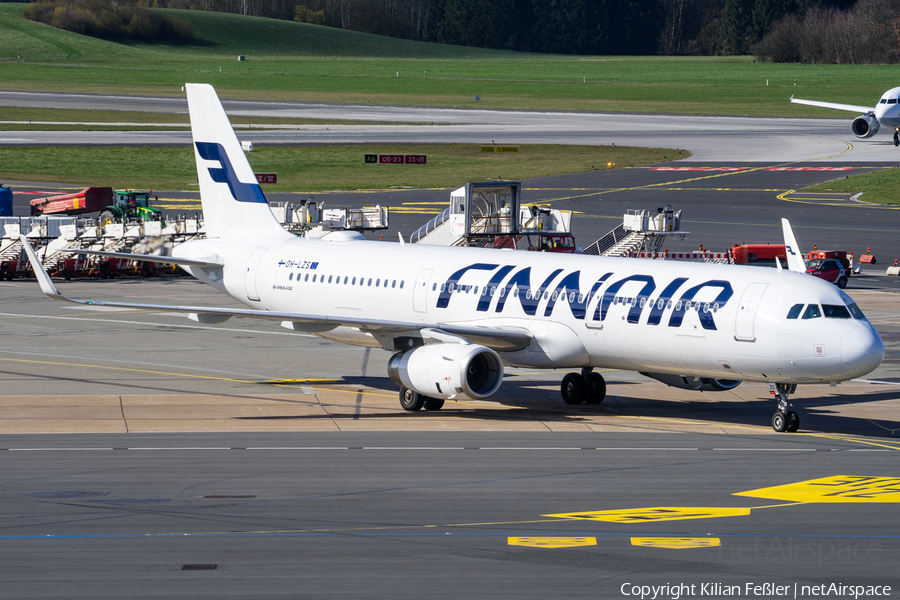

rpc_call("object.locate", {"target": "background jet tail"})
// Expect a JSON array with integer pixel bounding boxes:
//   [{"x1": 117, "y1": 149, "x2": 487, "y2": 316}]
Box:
[
  {"x1": 186, "y1": 83, "x2": 291, "y2": 240},
  {"x1": 781, "y1": 218, "x2": 807, "y2": 273}
]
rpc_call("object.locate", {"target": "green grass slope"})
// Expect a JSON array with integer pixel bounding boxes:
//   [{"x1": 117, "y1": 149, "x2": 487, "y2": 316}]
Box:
[{"x1": 0, "y1": 3, "x2": 515, "y2": 60}]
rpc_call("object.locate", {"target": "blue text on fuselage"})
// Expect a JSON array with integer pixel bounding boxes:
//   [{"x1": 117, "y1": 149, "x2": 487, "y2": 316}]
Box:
[{"x1": 435, "y1": 263, "x2": 733, "y2": 330}]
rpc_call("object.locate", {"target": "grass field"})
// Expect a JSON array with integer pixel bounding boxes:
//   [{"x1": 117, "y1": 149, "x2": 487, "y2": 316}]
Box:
[
  {"x1": 3, "y1": 3, "x2": 900, "y2": 116},
  {"x1": 0, "y1": 144, "x2": 674, "y2": 191},
  {"x1": 804, "y1": 168, "x2": 900, "y2": 205}
]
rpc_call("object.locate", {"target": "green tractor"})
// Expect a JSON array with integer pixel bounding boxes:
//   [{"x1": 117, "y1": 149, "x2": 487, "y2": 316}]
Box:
[{"x1": 99, "y1": 190, "x2": 164, "y2": 227}]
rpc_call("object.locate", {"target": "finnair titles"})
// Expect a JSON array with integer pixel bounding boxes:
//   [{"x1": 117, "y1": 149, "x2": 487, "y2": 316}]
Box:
[{"x1": 22, "y1": 83, "x2": 885, "y2": 433}]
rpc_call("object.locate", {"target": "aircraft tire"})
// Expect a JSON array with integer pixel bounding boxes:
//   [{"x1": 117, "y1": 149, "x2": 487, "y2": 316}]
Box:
[
  {"x1": 837, "y1": 276, "x2": 848, "y2": 289},
  {"x1": 399, "y1": 387, "x2": 425, "y2": 411},
  {"x1": 786, "y1": 411, "x2": 800, "y2": 432},
  {"x1": 772, "y1": 411, "x2": 788, "y2": 433},
  {"x1": 561, "y1": 373, "x2": 586, "y2": 405},
  {"x1": 583, "y1": 372, "x2": 606, "y2": 404},
  {"x1": 423, "y1": 399, "x2": 445, "y2": 411}
]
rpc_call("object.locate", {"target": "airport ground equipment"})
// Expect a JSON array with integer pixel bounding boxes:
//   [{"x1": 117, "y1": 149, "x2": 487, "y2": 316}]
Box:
[
  {"x1": 1, "y1": 214, "x2": 200, "y2": 279},
  {"x1": 409, "y1": 181, "x2": 576, "y2": 251},
  {"x1": 29, "y1": 187, "x2": 113, "y2": 216},
  {"x1": 98, "y1": 190, "x2": 164, "y2": 228},
  {"x1": 0, "y1": 185, "x2": 12, "y2": 216},
  {"x1": 582, "y1": 205, "x2": 688, "y2": 257},
  {"x1": 269, "y1": 198, "x2": 388, "y2": 237}
]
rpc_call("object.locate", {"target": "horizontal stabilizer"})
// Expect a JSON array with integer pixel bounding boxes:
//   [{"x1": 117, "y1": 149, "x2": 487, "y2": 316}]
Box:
[{"x1": 69, "y1": 249, "x2": 223, "y2": 269}]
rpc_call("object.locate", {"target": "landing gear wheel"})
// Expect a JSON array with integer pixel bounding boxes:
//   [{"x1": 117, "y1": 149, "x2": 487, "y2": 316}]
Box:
[
  {"x1": 583, "y1": 372, "x2": 607, "y2": 404},
  {"x1": 561, "y1": 373, "x2": 586, "y2": 405},
  {"x1": 423, "y1": 399, "x2": 445, "y2": 411},
  {"x1": 399, "y1": 387, "x2": 425, "y2": 411},
  {"x1": 786, "y1": 411, "x2": 800, "y2": 432},
  {"x1": 837, "y1": 276, "x2": 848, "y2": 289},
  {"x1": 772, "y1": 411, "x2": 788, "y2": 433}
]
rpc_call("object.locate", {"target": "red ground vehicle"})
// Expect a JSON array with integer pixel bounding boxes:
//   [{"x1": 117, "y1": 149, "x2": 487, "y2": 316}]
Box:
[
  {"x1": 807, "y1": 250, "x2": 850, "y2": 274},
  {"x1": 29, "y1": 187, "x2": 113, "y2": 216},
  {"x1": 806, "y1": 257, "x2": 848, "y2": 288},
  {"x1": 527, "y1": 233, "x2": 578, "y2": 253},
  {"x1": 727, "y1": 244, "x2": 787, "y2": 266}
]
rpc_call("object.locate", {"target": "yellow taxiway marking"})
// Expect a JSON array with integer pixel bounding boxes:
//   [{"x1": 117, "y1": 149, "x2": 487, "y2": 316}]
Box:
[
  {"x1": 508, "y1": 536, "x2": 597, "y2": 549},
  {"x1": 546, "y1": 506, "x2": 752, "y2": 523},
  {"x1": 736, "y1": 475, "x2": 900, "y2": 503},
  {"x1": 631, "y1": 537, "x2": 720, "y2": 549},
  {"x1": 778, "y1": 189, "x2": 900, "y2": 209}
]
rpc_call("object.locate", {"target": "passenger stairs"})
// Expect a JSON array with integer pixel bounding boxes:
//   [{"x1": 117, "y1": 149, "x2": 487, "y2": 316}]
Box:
[{"x1": 581, "y1": 225, "x2": 649, "y2": 257}]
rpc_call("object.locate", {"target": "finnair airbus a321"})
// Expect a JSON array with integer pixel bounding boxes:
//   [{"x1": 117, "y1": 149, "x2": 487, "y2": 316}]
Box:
[
  {"x1": 792, "y1": 87, "x2": 900, "y2": 144},
  {"x1": 21, "y1": 83, "x2": 884, "y2": 432}
]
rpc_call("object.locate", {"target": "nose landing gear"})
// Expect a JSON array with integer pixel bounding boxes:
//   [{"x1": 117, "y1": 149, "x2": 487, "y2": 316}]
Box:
[{"x1": 771, "y1": 383, "x2": 799, "y2": 432}]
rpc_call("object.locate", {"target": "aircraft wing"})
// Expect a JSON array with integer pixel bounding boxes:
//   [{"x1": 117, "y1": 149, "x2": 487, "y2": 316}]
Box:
[
  {"x1": 790, "y1": 97, "x2": 873, "y2": 114},
  {"x1": 20, "y1": 236, "x2": 532, "y2": 352}
]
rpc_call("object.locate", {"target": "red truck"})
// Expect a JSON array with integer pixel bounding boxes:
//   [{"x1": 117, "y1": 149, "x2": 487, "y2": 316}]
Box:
[
  {"x1": 30, "y1": 187, "x2": 113, "y2": 216},
  {"x1": 727, "y1": 244, "x2": 787, "y2": 267}
]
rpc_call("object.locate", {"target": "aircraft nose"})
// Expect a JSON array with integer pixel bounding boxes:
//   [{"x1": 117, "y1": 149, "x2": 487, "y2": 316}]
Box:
[{"x1": 841, "y1": 327, "x2": 885, "y2": 375}]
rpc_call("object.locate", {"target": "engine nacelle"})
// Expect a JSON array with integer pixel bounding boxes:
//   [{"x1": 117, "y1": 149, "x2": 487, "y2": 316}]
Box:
[
  {"x1": 388, "y1": 343, "x2": 503, "y2": 400},
  {"x1": 640, "y1": 372, "x2": 742, "y2": 392},
  {"x1": 851, "y1": 114, "x2": 880, "y2": 139}
]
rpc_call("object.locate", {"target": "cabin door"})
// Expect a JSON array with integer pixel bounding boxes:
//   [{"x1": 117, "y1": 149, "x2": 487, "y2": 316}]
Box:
[
  {"x1": 734, "y1": 283, "x2": 768, "y2": 341},
  {"x1": 413, "y1": 269, "x2": 433, "y2": 313},
  {"x1": 244, "y1": 247, "x2": 268, "y2": 301}
]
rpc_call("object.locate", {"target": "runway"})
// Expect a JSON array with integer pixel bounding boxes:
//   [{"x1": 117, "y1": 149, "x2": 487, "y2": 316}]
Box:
[
  {"x1": 2, "y1": 90, "x2": 897, "y2": 162},
  {"x1": 3, "y1": 90, "x2": 900, "y2": 597}
]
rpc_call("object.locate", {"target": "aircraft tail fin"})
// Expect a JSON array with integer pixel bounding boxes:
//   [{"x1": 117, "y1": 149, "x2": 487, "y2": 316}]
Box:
[
  {"x1": 781, "y1": 218, "x2": 806, "y2": 273},
  {"x1": 186, "y1": 83, "x2": 291, "y2": 240}
]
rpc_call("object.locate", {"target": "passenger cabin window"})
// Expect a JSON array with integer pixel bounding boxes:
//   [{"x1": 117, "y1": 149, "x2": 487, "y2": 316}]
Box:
[
  {"x1": 848, "y1": 303, "x2": 866, "y2": 319},
  {"x1": 823, "y1": 304, "x2": 851, "y2": 319},
  {"x1": 786, "y1": 304, "x2": 804, "y2": 319},
  {"x1": 802, "y1": 304, "x2": 822, "y2": 319}
]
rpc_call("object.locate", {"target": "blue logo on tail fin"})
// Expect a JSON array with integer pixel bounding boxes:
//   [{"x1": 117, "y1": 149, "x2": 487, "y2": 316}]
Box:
[{"x1": 195, "y1": 142, "x2": 266, "y2": 204}]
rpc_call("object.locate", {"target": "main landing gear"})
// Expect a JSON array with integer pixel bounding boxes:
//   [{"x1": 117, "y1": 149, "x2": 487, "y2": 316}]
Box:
[
  {"x1": 399, "y1": 387, "x2": 444, "y2": 412},
  {"x1": 771, "y1": 383, "x2": 799, "y2": 433},
  {"x1": 560, "y1": 367, "x2": 607, "y2": 405}
]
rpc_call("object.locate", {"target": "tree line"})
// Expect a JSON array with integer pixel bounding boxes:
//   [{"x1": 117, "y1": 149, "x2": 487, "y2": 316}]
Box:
[
  {"x1": 24, "y1": 0, "x2": 194, "y2": 42},
  {"x1": 18, "y1": 0, "x2": 900, "y2": 62}
]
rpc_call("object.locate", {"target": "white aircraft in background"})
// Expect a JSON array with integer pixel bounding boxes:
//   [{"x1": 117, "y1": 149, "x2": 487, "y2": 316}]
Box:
[
  {"x1": 791, "y1": 87, "x2": 900, "y2": 144},
  {"x1": 21, "y1": 84, "x2": 884, "y2": 433}
]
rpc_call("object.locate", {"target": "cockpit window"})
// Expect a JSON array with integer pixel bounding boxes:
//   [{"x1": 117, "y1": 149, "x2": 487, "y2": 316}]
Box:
[
  {"x1": 889, "y1": 99, "x2": 897, "y2": 104},
  {"x1": 881, "y1": 98, "x2": 888, "y2": 103},
  {"x1": 802, "y1": 304, "x2": 821, "y2": 319},
  {"x1": 787, "y1": 304, "x2": 804, "y2": 319},
  {"x1": 847, "y1": 303, "x2": 867, "y2": 320},
  {"x1": 823, "y1": 304, "x2": 851, "y2": 319}
]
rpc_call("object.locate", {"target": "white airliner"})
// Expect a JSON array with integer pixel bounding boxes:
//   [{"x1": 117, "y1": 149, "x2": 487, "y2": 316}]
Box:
[
  {"x1": 791, "y1": 87, "x2": 900, "y2": 142},
  {"x1": 20, "y1": 83, "x2": 885, "y2": 433}
]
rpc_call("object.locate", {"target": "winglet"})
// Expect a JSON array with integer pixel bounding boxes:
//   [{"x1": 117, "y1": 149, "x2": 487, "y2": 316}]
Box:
[
  {"x1": 19, "y1": 235, "x2": 64, "y2": 298},
  {"x1": 780, "y1": 219, "x2": 806, "y2": 273}
]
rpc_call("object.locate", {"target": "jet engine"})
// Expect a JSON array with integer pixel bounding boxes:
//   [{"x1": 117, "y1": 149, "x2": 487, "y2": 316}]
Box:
[
  {"x1": 388, "y1": 343, "x2": 503, "y2": 400},
  {"x1": 640, "y1": 373, "x2": 742, "y2": 392},
  {"x1": 851, "y1": 114, "x2": 880, "y2": 138}
]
